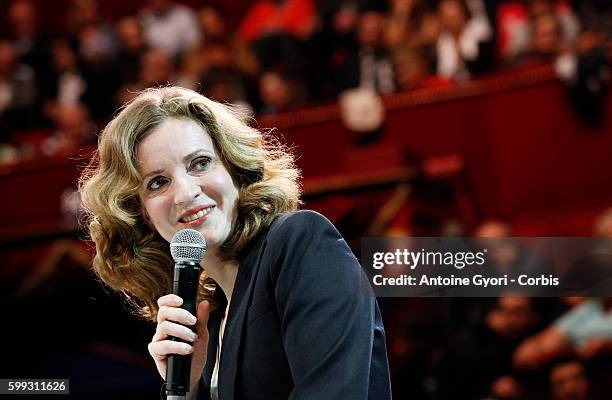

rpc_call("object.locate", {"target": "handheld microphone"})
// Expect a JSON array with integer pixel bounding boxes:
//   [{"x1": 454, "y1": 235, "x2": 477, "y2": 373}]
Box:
[{"x1": 166, "y1": 229, "x2": 206, "y2": 400}]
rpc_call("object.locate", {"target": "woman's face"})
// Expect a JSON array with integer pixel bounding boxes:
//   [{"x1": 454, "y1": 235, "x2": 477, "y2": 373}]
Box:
[{"x1": 137, "y1": 117, "x2": 239, "y2": 254}]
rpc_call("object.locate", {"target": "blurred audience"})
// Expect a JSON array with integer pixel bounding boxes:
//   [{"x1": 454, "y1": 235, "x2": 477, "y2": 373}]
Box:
[
  {"x1": 531, "y1": 13, "x2": 565, "y2": 58},
  {"x1": 43, "y1": 39, "x2": 87, "y2": 117},
  {"x1": 548, "y1": 357, "x2": 591, "y2": 400},
  {"x1": 40, "y1": 102, "x2": 95, "y2": 156},
  {"x1": 475, "y1": 220, "x2": 553, "y2": 285},
  {"x1": 435, "y1": 0, "x2": 494, "y2": 80},
  {"x1": 198, "y1": 5, "x2": 259, "y2": 77},
  {"x1": 116, "y1": 48, "x2": 174, "y2": 105},
  {"x1": 384, "y1": 0, "x2": 433, "y2": 49},
  {"x1": 594, "y1": 208, "x2": 612, "y2": 238},
  {"x1": 67, "y1": 0, "x2": 119, "y2": 119},
  {"x1": 174, "y1": 46, "x2": 207, "y2": 91},
  {"x1": 306, "y1": 1, "x2": 358, "y2": 99},
  {"x1": 439, "y1": 296, "x2": 546, "y2": 399},
  {"x1": 202, "y1": 66, "x2": 252, "y2": 111},
  {"x1": 513, "y1": 298, "x2": 612, "y2": 370},
  {"x1": 513, "y1": 12, "x2": 566, "y2": 65},
  {"x1": 573, "y1": 0, "x2": 612, "y2": 38},
  {"x1": 67, "y1": 0, "x2": 118, "y2": 64},
  {"x1": 6, "y1": 0, "x2": 51, "y2": 92},
  {"x1": 0, "y1": 0, "x2": 608, "y2": 157},
  {"x1": 238, "y1": 0, "x2": 317, "y2": 43},
  {"x1": 393, "y1": 45, "x2": 452, "y2": 90},
  {"x1": 497, "y1": 0, "x2": 579, "y2": 63},
  {"x1": 258, "y1": 69, "x2": 306, "y2": 114},
  {"x1": 0, "y1": 39, "x2": 39, "y2": 133},
  {"x1": 115, "y1": 16, "x2": 148, "y2": 88},
  {"x1": 139, "y1": 0, "x2": 200, "y2": 58},
  {"x1": 565, "y1": 0, "x2": 611, "y2": 126},
  {"x1": 338, "y1": 6, "x2": 396, "y2": 94}
]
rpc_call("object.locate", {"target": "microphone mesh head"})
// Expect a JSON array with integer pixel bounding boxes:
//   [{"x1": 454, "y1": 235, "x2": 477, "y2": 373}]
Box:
[{"x1": 170, "y1": 229, "x2": 206, "y2": 263}]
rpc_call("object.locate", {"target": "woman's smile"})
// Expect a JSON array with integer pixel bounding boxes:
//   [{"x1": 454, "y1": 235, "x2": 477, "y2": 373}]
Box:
[{"x1": 178, "y1": 205, "x2": 215, "y2": 225}]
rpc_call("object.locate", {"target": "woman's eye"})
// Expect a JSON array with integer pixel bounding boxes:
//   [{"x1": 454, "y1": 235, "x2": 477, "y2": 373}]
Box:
[
  {"x1": 191, "y1": 156, "x2": 211, "y2": 171},
  {"x1": 147, "y1": 176, "x2": 168, "y2": 191}
]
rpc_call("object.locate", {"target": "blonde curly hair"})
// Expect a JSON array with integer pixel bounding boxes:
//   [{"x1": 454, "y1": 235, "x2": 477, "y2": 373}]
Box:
[{"x1": 79, "y1": 87, "x2": 301, "y2": 321}]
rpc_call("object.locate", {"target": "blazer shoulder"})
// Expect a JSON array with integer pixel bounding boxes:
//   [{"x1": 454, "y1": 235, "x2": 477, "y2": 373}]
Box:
[
  {"x1": 263, "y1": 210, "x2": 347, "y2": 275},
  {"x1": 268, "y1": 210, "x2": 336, "y2": 240}
]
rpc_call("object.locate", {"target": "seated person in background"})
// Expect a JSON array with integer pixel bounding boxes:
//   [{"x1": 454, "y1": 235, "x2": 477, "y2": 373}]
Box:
[
  {"x1": 514, "y1": 298, "x2": 612, "y2": 370},
  {"x1": 434, "y1": 0, "x2": 494, "y2": 80},
  {"x1": 197, "y1": 6, "x2": 259, "y2": 80},
  {"x1": 384, "y1": 0, "x2": 432, "y2": 49},
  {"x1": 238, "y1": 0, "x2": 317, "y2": 44},
  {"x1": 548, "y1": 357, "x2": 591, "y2": 400},
  {"x1": 138, "y1": 0, "x2": 200, "y2": 58},
  {"x1": 115, "y1": 16, "x2": 148, "y2": 89},
  {"x1": 7, "y1": 0, "x2": 53, "y2": 100},
  {"x1": 310, "y1": 1, "x2": 359, "y2": 99},
  {"x1": 475, "y1": 220, "x2": 553, "y2": 284},
  {"x1": 40, "y1": 102, "x2": 95, "y2": 156},
  {"x1": 258, "y1": 69, "x2": 307, "y2": 114},
  {"x1": 497, "y1": 0, "x2": 579, "y2": 62},
  {"x1": 392, "y1": 45, "x2": 453, "y2": 91},
  {"x1": 512, "y1": 13, "x2": 566, "y2": 66},
  {"x1": 338, "y1": 6, "x2": 396, "y2": 95},
  {"x1": 439, "y1": 296, "x2": 545, "y2": 399},
  {"x1": 116, "y1": 48, "x2": 175, "y2": 105},
  {"x1": 0, "y1": 39, "x2": 40, "y2": 132},
  {"x1": 42, "y1": 39, "x2": 86, "y2": 118}
]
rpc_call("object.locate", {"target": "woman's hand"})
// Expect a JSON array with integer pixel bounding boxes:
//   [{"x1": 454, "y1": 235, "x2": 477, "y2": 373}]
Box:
[{"x1": 148, "y1": 294, "x2": 210, "y2": 392}]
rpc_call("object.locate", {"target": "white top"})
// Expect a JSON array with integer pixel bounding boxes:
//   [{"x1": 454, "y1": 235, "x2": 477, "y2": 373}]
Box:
[{"x1": 210, "y1": 299, "x2": 230, "y2": 400}]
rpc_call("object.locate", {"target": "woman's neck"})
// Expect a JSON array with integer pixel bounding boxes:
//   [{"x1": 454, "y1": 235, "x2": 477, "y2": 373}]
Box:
[{"x1": 201, "y1": 250, "x2": 239, "y2": 300}]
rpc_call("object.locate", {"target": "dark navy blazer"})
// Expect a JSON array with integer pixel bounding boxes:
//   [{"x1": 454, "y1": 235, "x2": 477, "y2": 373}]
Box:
[{"x1": 198, "y1": 210, "x2": 391, "y2": 399}]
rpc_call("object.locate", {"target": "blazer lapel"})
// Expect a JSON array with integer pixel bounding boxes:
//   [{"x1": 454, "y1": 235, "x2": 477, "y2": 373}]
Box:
[{"x1": 218, "y1": 236, "x2": 267, "y2": 400}]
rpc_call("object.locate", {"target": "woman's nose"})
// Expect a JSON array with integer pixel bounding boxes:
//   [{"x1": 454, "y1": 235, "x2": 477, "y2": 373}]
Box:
[{"x1": 173, "y1": 175, "x2": 201, "y2": 206}]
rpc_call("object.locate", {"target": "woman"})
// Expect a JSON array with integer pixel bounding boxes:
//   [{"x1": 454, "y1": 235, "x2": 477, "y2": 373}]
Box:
[{"x1": 79, "y1": 86, "x2": 391, "y2": 399}]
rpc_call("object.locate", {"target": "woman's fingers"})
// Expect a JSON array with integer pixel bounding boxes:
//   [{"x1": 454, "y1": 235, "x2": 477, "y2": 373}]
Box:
[
  {"x1": 154, "y1": 320, "x2": 199, "y2": 343},
  {"x1": 157, "y1": 304, "x2": 197, "y2": 326},
  {"x1": 157, "y1": 294, "x2": 183, "y2": 308},
  {"x1": 148, "y1": 339, "x2": 194, "y2": 361}
]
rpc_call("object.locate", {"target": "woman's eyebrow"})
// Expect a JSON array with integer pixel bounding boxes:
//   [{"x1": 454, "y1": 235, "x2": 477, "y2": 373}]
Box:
[
  {"x1": 142, "y1": 168, "x2": 164, "y2": 181},
  {"x1": 182, "y1": 148, "x2": 213, "y2": 162}
]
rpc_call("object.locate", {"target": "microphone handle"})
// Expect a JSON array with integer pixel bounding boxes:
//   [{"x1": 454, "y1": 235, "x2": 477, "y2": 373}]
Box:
[{"x1": 166, "y1": 261, "x2": 201, "y2": 396}]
